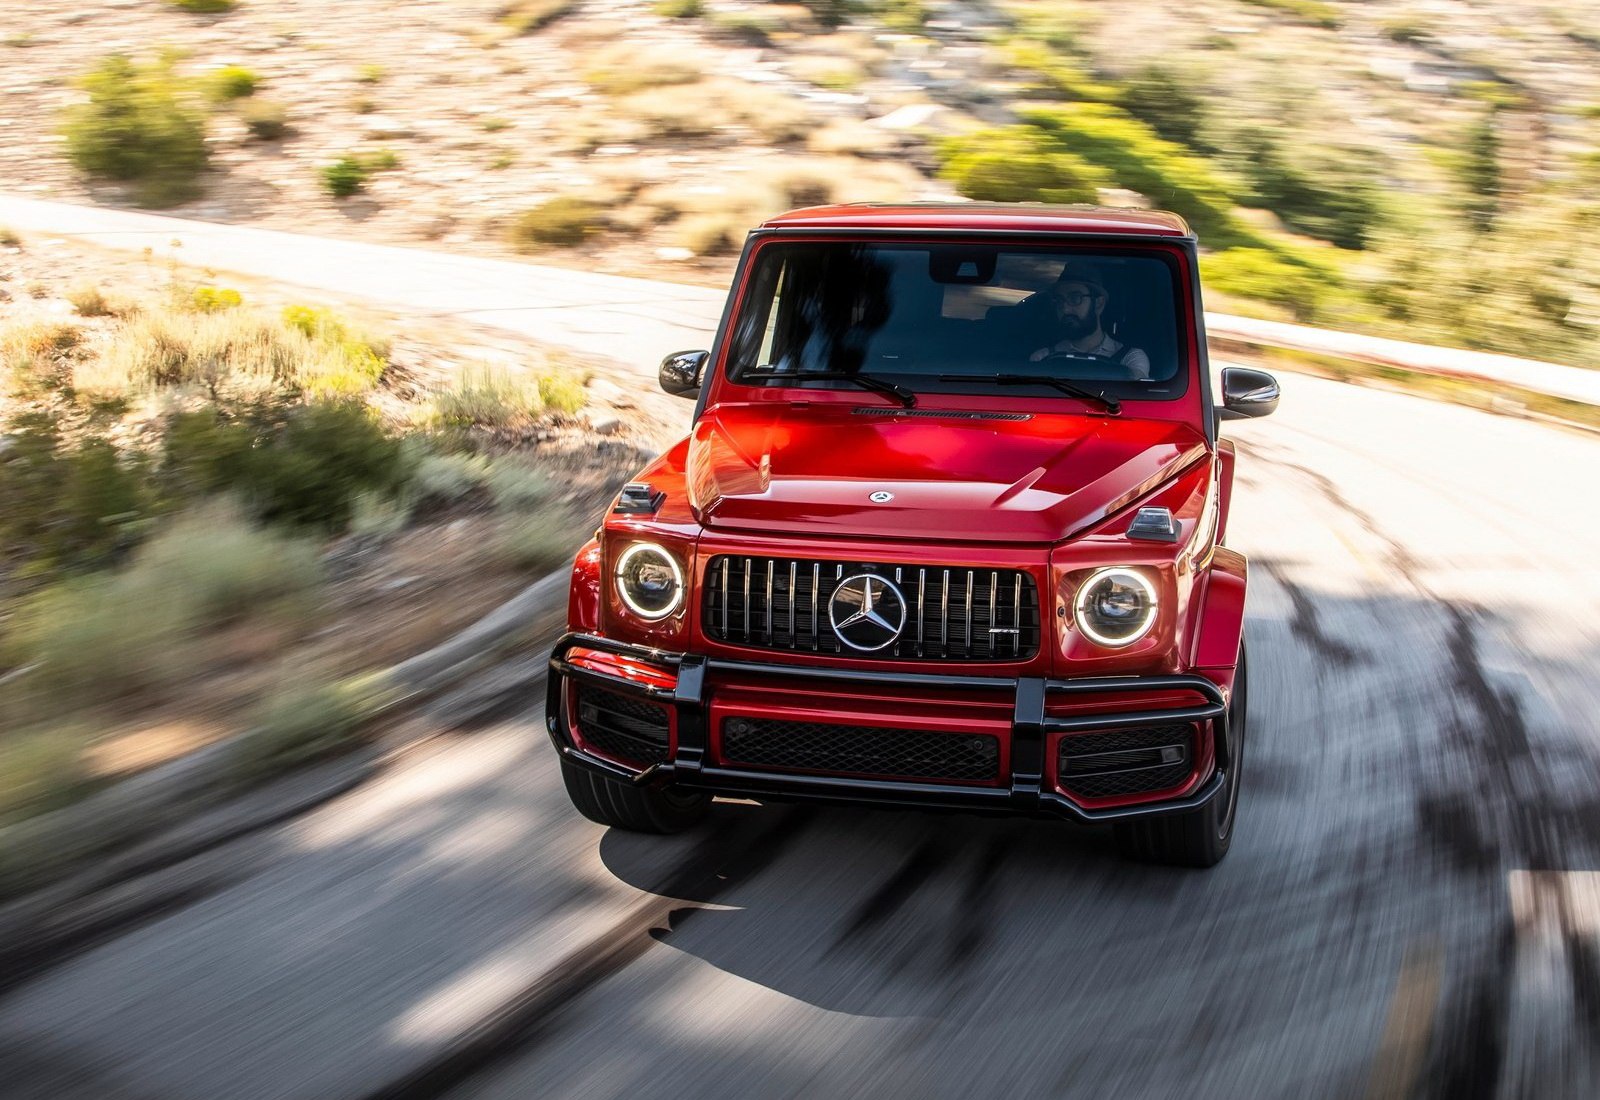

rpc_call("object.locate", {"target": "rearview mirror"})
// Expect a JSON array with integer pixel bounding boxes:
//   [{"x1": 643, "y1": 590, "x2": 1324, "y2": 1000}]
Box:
[
  {"x1": 659, "y1": 350, "x2": 709, "y2": 399},
  {"x1": 1219, "y1": 367, "x2": 1279, "y2": 420}
]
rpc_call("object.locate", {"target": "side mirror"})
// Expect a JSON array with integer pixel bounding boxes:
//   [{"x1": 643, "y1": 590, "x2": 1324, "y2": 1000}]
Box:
[
  {"x1": 659, "y1": 350, "x2": 709, "y2": 399},
  {"x1": 1219, "y1": 367, "x2": 1280, "y2": 420}
]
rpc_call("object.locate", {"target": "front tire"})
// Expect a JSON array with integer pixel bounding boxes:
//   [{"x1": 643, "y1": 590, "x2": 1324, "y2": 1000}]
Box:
[
  {"x1": 1114, "y1": 646, "x2": 1248, "y2": 868},
  {"x1": 560, "y1": 758, "x2": 710, "y2": 834}
]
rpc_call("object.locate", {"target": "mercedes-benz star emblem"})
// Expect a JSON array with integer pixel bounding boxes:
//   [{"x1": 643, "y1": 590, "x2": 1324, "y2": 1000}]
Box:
[
  {"x1": 829, "y1": 574, "x2": 908, "y2": 651},
  {"x1": 869, "y1": 491, "x2": 894, "y2": 503}
]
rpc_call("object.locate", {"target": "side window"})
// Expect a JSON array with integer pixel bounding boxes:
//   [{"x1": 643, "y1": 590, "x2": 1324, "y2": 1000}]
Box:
[{"x1": 756, "y1": 259, "x2": 785, "y2": 367}]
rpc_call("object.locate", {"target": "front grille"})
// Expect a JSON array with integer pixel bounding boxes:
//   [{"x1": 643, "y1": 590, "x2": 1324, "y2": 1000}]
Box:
[
  {"x1": 703, "y1": 556, "x2": 1039, "y2": 661},
  {"x1": 1057, "y1": 724, "x2": 1193, "y2": 799},
  {"x1": 722, "y1": 718, "x2": 999, "y2": 782},
  {"x1": 575, "y1": 685, "x2": 670, "y2": 766}
]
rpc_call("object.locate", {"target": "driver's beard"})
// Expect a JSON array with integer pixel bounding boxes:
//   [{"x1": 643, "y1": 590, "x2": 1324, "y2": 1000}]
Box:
[{"x1": 1057, "y1": 312, "x2": 1097, "y2": 341}]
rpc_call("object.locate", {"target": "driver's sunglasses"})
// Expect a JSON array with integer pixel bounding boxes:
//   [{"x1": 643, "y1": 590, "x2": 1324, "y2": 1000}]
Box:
[{"x1": 1052, "y1": 290, "x2": 1097, "y2": 308}]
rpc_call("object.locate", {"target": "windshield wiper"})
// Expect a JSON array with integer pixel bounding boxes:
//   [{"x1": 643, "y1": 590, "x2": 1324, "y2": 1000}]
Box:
[
  {"x1": 937, "y1": 373, "x2": 1121, "y2": 415},
  {"x1": 739, "y1": 369, "x2": 917, "y2": 408}
]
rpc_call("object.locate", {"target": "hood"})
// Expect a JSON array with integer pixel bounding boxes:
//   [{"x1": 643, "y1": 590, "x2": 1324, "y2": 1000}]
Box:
[{"x1": 686, "y1": 403, "x2": 1208, "y2": 544}]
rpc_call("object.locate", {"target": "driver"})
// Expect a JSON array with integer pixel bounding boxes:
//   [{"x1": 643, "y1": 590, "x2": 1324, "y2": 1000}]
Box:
[{"x1": 1028, "y1": 260, "x2": 1150, "y2": 379}]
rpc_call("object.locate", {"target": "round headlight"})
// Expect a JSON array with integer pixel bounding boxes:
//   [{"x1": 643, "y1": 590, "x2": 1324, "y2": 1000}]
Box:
[
  {"x1": 1074, "y1": 567, "x2": 1158, "y2": 648},
  {"x1": 615, "y1": 542, "x2": 684, "y2": 620}
]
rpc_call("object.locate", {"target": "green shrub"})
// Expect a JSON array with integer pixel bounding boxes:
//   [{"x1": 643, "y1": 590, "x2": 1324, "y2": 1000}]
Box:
[
  {"x1": 1116, "y1": 65, "x2": 1212, "y2": 152},
  {"x1": 500, "y1": 0, "x2": 578, "y2": 34},
  {"x1": 61, "y1": 53, "x2": 209, "y2": 207},
  {"x1": 229, "y1": 679, "x2": 379, "y2": 782},
  {"x1": 1018, "y1": 104, "x2": 1253, "y2": 245},
  {"x1": 3, "y1": 504, "x2": 321, "y2": 709},
  {"x1": 0, "y1": 728, "x2": 89, "y2": 828},
  {"x1": 242, "y1": 400, "x2": 410, "y2": 530},
  {"x1": 206, "y1": 64, "x2": 259, "y2": 101},
  {"x1": 356, "y1": 64, "x2": 385, "y2": 84},
  {"x1": 509, "y1": 197, "x2": 608, "y2": 249},
  {"x1": 0, "y1": 414, "x2": 153, "y2": 575},
  {"x1": 486, "y1": 460, "x2": 552, "y2": 512},
  {"x1": 1203, "y1": 247, "x2": 1333, "y2": 321},
  {"x1": 168, "y1": 0, "x2": 236, "y2": 12},
  {"x1": 321, "y1": 156, "x2": 369, "y2": 198},
  {"x1": 1235, "y1": 131, "x2": 1382, "y2": 249},
  {"x1": 939, "y1": 127, "x2": 1109, "y2": 204},
  {"x1": 1242, "y1": 0, "x2": 1339, "y2": 28},
  {"x1": 240, "y1": 98, "x2": 289, "y2": 140},
  {"x1": 434, "y1": 363, "x2": 544, "y2": 429},
  {"x1": 653, "y1": 0, "x2": 703, "y2": 17},
  {"x1": 537, "y1": 371, "x2": 586, "y2": 415},
  {"x1": 188, "y1": 284, "x2": 244, "y2": 312},
  {"x1": 67, "y1": 284, "x2": 113, "y2": 317},
  {"x1": 319, "y1": 149, "x2": 399, "y2": 198},
  {"x1": 874, "y1": 0, "x2": 927, "y2": 33},
  {"x1": 497, "y1": 507, "x2": 582, "y2": 570},
  {"x1": 481, "y1": 116, "x2": 511, "y2": 132}
]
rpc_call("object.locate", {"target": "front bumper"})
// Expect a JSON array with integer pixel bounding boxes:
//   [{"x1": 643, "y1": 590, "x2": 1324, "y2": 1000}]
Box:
[{"x1": 546, "y1": 632, "x2": 1231, "y2": 825}]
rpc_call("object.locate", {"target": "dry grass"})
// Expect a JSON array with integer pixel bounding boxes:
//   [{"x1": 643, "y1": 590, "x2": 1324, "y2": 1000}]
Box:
[
  {"x1": 788, "y1": 54, "x2": 868, "y2": 91},
  {"x1": 613, "y1": 78, "x2": 815, "y2": 144},
  {"x1": 582, "y1": 45, "x2": 701, "y2": 95},
  {"x1": 67, "y1": 301, "x2": 387, "y2": 401}
]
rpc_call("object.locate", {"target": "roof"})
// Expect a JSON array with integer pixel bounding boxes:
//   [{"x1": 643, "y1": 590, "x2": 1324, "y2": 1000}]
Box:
[{"x1": 758, "y1": 202, "x2": 1193, "y2": 238}]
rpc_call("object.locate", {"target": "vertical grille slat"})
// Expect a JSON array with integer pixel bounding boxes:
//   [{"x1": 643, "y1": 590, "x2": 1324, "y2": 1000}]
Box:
[{"x1": 704, "y1": 556, "x2": 1039, "y2": 662}]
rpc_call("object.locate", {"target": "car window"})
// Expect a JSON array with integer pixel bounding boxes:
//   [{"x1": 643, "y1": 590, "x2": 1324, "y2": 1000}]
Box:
[{"x1": 727, "y1": 241, "x2": 1190, "y2": 400}]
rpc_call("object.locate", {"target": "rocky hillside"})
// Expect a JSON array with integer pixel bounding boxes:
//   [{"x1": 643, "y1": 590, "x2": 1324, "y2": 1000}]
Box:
[{"x1": 3, "y1": 0, "x2": 1598, "y2": 361}]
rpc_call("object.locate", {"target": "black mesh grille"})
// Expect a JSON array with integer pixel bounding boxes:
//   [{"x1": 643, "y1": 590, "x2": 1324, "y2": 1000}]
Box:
[
  {"x1": 575, "y1": 686, "x2": 670, "y2": 766},
  {"x1": 722, "y1": 718, "x2": 999, "y2": 782},
  {"x1": 703, "y1": 556, "x2": 1039, "y2": 661},
  {"x1": 1057, "y1": 723, "x2": 1193, "y2": 799}
]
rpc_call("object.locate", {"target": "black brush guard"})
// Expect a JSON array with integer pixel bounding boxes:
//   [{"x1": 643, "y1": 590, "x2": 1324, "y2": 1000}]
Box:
[{"x1": 546, "y1": 632, "x2": 1230, "y2": 824}]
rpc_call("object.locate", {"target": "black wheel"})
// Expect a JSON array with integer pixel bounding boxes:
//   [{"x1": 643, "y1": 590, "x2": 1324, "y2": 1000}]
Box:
[
  {"x1": 1114, "y1": 645, "x2": 1248, "y2": 868},
  {"x1": 560, "y1": 758, "x2": 710, "y2": 834}
]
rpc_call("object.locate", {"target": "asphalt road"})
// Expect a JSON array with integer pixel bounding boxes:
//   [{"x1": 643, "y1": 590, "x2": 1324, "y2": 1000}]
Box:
[{"x1": 2, "y1": 368, "x2": 1596, "y2": 1100}]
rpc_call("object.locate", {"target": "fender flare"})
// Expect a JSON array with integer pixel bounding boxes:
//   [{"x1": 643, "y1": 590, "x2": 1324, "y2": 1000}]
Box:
[
  {"x1": 567, "y1": 538, "x2": 603, "y2": 633},
  {"x1": 1193, "y1": 546, "x2": 1247, "y2": 671}
]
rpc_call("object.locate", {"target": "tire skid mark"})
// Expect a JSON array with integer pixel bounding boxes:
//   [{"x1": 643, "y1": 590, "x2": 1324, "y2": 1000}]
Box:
[
  {"x1": 1241, "y1": 438, "x2": 1600, "y2": 1094},
  {"x1": 946, "y1": 832, "x2": 1013, "y2": 971},
  {"x1": 830, "y1": 831, "x2": 956, "y2": 951},
  {"x1": 361, "y1": 806, "x2": 815, "y2": 1100},
  {"x1": 1258, "y1": 559, "x2": 1367, "y2": 667}
]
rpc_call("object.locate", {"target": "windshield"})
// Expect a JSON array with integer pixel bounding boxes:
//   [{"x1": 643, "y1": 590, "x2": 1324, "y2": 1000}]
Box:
[{"x1": 727, "y1": 241, "x2": 1190, "y2": 401}]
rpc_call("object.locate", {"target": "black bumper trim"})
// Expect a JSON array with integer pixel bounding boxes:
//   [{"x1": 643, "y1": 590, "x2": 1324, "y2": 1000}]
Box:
[{"x1": 546, "y1": 632, "x2": 1230, "y2": 823}]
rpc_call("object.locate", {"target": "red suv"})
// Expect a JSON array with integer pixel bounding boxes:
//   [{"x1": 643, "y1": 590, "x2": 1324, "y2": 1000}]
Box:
[{"x1": 547, "y1": 204, "x2": 1278, "y2": 866}]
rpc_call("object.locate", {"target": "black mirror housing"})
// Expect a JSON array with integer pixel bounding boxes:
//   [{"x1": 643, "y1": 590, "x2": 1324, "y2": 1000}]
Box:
[
  {"x1": 1218, "y1": 367, "x2": 1280, "y2": 420},
  {"x1": 659, "y1": 350, "x2": 709, "y2": 399}
]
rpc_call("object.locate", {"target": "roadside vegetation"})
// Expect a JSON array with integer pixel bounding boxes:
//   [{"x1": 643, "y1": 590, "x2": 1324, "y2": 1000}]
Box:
[{"x1": 0, "y1": 256, "x2": 606, "y2": 831}]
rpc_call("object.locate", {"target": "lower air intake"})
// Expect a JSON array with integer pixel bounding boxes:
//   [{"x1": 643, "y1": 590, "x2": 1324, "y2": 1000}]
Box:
[
  {"x1": 722, "y1": 719, "x2": 998, "y2": 783},
  {"x1": 1057, "y1": 724, "x2": 1194, "y2": 799},
  {"x1": 575, "y1": 686, "x2": 670, "y2": 767}
]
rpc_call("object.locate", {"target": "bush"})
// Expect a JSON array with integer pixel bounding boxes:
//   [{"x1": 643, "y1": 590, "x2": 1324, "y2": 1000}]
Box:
[
  {"x1": 1018, "y1": 104, "x2": 1252, "y2": 245},
  {"x1": 654, "y1": 0, "x2": 703, "y2": 17},
  {"x1": 1203, "y1": 247, "x2": 1334, "y2": 321},
  {"x1": 582, "y1": 47, "x2": 700, "y2": 96},
  {"x1": 0, "y1": 227, "x2": 20, "y2": 248},
  {"x1": 1116, "y1": 65, "x2": 1212, "y2": 152},
  {"x1": 320, "y1": 149, "x2": 400, "y2": 197},
  {"x1": 206, "y1": 65, "x2": 259, "y2": 101},
  {"x1": 1242, "y1": 0, "x2": 1339, "y2": 28},
  {"x1": 509, "y1": 197, "x2": 608, "y2": 249},
  {"x1": 1235, "y1": 132, "x2": 1383, "y2": 250},
  {"x1": 497, "y1": 507, "x2": 582, "y2": 571},
  {"x1": 3, "y1": 504, "x2": 322, "y2": 709},
  {"x1": 940, "y1": 127, "x2": 1109, "y2": 204},
  {"x1": 61, "y1": 53, "x2": 209, "y2": 207},
  {"x1": 434, "y1": 363, "x2": 544, "y2": 429},
  {"x1": 537, "y1": 371, "x2": 586, "y2": 415},
  {"x1": 67, "y1": 284, "x2": 113, "y2": 317},
  {"x1": 241, "y1": 400, "x2": 410, "y2": 530},
  {"x1": 0, "y1": 728, "x2": 89, "y2": 828},
  {"x1": 240, "y1": 98, "x2": 289, "y2": 140},
  {"x1": 321, "y1": 156, "x2": 368, "y2": 198},
  {"x1": 500, "y1": 0, "x2": 578, "y2": 34},
  {"x1": 188, "y1": 284, "x2": 244, "y2": 312},
  {"x1": 229, "y1": 679, "x2": 379, "y2": 782},
  {"x1": 168, "y1": 0, "x2": 235, "y2": 11}
]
